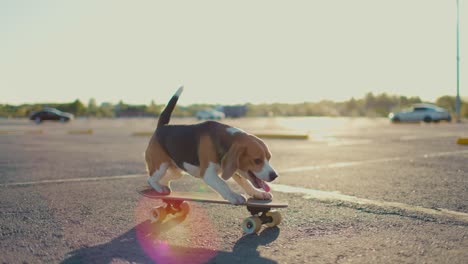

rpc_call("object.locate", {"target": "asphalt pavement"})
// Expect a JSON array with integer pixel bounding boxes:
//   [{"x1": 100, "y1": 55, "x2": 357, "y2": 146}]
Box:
[{"x1": 1, "y1": 117, "x2": 467, "y2": 263}]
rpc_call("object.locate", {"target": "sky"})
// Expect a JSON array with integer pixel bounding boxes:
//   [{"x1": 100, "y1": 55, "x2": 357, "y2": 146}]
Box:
[{"x1": 1, "y1": 0, "x2": 467, "y2": 105}]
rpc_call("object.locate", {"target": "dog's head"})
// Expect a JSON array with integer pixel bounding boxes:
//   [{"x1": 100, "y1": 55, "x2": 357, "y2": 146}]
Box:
[{"x1": 221, "y1": 135, "x2": 278, "y2": 192}]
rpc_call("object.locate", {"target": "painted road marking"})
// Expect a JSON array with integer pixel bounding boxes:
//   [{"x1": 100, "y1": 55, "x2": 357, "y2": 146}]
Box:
[
  {"x1": 1, "y1": 172, "x2": 467, "y2": 224},
  {"x1": 400, "y1": 133, "x2": 462, "y2": 141},
  {"x1": 270, "y1": 183, "x2": 468, "y2": 223},
  {"x1": 279, "y1": 149, "x2": 468, "y2": 174},
  {"x1": 2, "y1": 149, "x2": 468, "y2": 223},
  {"x1": 282, "y1": 139, "x2": 373, "y2": 147},
  {"x1": 2, "y1": 149, "x2": 468, "y2": 187},
  {"x1": 0, "y1": 174, "x2": 145, "y2": 187}
]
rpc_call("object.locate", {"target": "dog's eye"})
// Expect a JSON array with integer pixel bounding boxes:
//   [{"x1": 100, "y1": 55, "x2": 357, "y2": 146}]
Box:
[{"x1": 254, "y1": 158, "x2": 263, "y2": 165}]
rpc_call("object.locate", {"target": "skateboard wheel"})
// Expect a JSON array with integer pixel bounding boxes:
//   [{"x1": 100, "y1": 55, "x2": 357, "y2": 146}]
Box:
[
  {"x1": 149, "y1": 206, "x2": 166, "y2": 223},
  {"x1": 265, "y1": 210, "x2": 282, "y2": 227},
  {"x1": 242, "y1": 216, "x2": 262, "y2": 234},
  {"x1": 179, "y1": 201, "x2": 190, "y2": 215}
]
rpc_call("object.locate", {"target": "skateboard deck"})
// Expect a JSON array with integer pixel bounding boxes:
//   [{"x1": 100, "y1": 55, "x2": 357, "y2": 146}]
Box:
[
  {"x1": 137, "y1": 186, "x2": 288, "y2": 234},
  {"x1": 136, "y1": 186, "x2": 288, "y2": 208}
]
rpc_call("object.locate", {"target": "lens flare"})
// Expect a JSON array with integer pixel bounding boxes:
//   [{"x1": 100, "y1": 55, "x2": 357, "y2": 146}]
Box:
[{"x1": 134, "y1": 196, "x2": 220, "y2": 263}]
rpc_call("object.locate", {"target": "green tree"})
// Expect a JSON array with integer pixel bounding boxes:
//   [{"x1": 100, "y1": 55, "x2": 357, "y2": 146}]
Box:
[
  {"x1": 99, "y1": 102, "x2": 114, "y2": 117},
  {"x1": 461, "y1": 102, "x2": 468, "y2": 118},
  {"x1": 87, "y1": 98, "x2": 98, "y2": 116},
  {"x1": 436, "y1": 96, "x2": 456, "y2": 112},
  {"x1": 147, "y1": 100, "x2": 161, "y2": 116},
  {"x1": 69, "y1": 99, "x2": 86, "y2": 116}
]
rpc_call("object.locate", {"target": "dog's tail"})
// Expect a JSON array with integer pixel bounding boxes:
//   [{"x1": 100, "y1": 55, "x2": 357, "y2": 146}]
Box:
[{"x1": 157, "y1": 86, "x2": 184, "y2": 129}]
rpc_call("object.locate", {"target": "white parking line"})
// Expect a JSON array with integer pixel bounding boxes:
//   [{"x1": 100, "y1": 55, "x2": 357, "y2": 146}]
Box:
[
  {"x1": 270, "y1": 183, "x2": 468, "y2": 223},
  {"x1": 1, "y1": 149, "x2": 468, "y2": 223},
  {"x1": 2, "y1": 150, "x2": 467, "y2": 187},
  {"x1": 2, "y1": 173, "x2": 466, "y2": 224},
  {"x1": 279, "y1": 149, "x2": 468, "y2": 174},
  {"x1": 400, "y1": 133, "x2": 461, "y2": 141},
  {"x1": 0, "y1": 174, "x2": 145, "y2": 187},
  {"x1": 283, "y1": 139, "x2": 373, "y2": 148}
]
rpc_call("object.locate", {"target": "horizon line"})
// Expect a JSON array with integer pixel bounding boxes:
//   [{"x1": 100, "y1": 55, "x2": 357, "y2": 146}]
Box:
[{"x1": 2, "y1": 93, "x2": 466, "y2": 107}]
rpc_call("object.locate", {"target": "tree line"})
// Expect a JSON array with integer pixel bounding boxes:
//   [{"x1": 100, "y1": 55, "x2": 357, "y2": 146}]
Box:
[{"x1": 1, "y1": 93, "x2": 467, "y2": 118}]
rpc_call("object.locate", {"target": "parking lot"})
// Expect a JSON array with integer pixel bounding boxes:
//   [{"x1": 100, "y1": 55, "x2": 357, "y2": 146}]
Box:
[{"x1": 1, "y1": 117, "x2": 467, "y2": 263}]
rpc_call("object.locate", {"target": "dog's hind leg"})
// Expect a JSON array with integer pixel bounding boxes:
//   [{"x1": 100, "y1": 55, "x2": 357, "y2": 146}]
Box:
[
  {"x1": 147, "y1": 162, "x2": 171, "y2": 194},
  {"x1": 145, "y1": 139, "x2": 173, "y2": 194},
  {"x1": 159, "y1": 167, "x2": 183, "y2": 190}
]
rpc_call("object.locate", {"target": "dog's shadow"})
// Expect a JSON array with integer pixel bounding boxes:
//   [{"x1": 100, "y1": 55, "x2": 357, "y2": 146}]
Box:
[{"x1": 61, "y1": 215, "x2": 279, "y2": 264}]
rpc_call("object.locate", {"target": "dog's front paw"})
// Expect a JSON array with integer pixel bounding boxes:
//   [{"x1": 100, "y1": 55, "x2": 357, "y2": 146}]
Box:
[
  {"x1": 147, "y1": 179, "x2": 171, "y2": 195},
  {"x1": 226, "y1": 192, "x2": 247, "y2": 205},
  {"x1": 159, "y1": 185, "x2": 171, "y2": 195},
  {"x1": 253, "y1": 191, "x2": 273, "y2": 200}
]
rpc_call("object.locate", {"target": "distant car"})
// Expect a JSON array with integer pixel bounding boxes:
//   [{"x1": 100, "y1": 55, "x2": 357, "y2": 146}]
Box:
[
  {"x1": 196, "y1": 109, "x2": 225, "y2": 120},
  {"x1": 388, "y1": 104, "x2": 451, "y2": 123},
  {"x1": 29, "y1": 108, "x2": 74, "y2": 124}
]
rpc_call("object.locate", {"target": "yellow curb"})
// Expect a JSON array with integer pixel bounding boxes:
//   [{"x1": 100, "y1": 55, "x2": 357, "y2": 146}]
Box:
[
  {"x1": 68, "y1": 129, "x2": 93, "y2": 135},
  {"x1": 254, "y1": 133, "x2": 309, "y2": 140},
  {"x1": 132, "y1": 131, "x2": 153, "y2": 137},
  {"x1": 457, "y1": 138, "x2": 468, "y2": 145}
]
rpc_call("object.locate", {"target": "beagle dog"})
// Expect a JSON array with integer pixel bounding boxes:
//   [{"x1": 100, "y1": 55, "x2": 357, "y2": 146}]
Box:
[{"x1": 144, "y1": 87, "x2": 279, "y2": 204}]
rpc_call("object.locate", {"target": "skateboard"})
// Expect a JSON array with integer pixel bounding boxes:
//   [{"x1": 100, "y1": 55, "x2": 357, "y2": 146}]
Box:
[{"x1": 137, "y1": 186, "x2": 288, "y2": 234}]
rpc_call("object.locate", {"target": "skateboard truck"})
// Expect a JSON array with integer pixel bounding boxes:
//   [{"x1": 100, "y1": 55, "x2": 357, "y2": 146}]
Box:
[
  {"x1": 149, "y1": 199, "x2": 190, "y2": 223},
  {"x1": 242, "y1": 205, "x2": 282, "y2": 234}
]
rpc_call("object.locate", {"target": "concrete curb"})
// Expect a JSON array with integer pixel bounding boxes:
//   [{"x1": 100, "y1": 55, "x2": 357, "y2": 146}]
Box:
[
  {"x1": 132, "y1": 131, "x2": 153, "y2": 136},
  {"x1": 68, "y1": 129, "x2": 93, "y2": 135},
  {"x1": 25, "y1": 129, "x2": 44, "y2": 135},
  {"x1": 254, "y1": 133, "x2": 309, "y2": 140}
]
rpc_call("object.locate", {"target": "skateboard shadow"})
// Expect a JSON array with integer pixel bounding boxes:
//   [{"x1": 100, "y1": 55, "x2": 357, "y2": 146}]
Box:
[
  {"x1": 216, "y1": 227, "x2": 280, "y2": 264},
  {"x1": 61, "y1": 216, "x2": 279, "y2": 264}
]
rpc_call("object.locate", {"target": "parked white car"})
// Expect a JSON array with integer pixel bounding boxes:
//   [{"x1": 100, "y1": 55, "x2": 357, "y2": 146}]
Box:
[
  {"x1": 196, "y1": 109, "x2": 225, "y2": 120},
  {"x1": 389, "y1": 104, "x2": 452, "y2": 123}
]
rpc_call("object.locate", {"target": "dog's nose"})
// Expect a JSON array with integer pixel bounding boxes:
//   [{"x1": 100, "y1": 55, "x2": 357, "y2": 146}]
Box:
[{"x1": 269, "y1": 171, "x2": 278, "y2": 181}]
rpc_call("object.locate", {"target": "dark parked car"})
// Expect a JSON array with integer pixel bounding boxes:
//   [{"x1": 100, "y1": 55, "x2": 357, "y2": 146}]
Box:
[{"x1": 29, "y1": 108, "x2": 74, "y2": 124}]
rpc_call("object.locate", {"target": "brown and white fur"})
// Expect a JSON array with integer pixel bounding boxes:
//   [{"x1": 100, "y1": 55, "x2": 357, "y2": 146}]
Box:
[{"x1": 144, "y1": 87, "x2": 279, "y2": 204}]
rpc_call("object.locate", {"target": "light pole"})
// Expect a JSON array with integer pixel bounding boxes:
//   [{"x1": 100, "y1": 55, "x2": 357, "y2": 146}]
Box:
[{"x1": 456, "y1": 0, "x2": 461, "y2": 122}]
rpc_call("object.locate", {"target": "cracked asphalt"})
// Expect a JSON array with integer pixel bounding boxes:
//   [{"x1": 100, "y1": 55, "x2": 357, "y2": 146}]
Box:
[{"x1": 1, "y1": 117, "x2": 467, "y2": 263}]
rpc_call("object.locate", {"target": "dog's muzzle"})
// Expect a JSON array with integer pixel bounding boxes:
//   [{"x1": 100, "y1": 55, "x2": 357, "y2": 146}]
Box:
[{"x1": 248, "y1": 170, "x2": 272, "y2": 192}]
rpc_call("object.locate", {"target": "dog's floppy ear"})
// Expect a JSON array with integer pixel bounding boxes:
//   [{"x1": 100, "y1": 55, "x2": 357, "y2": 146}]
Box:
[
  {"x1": 251, "y1": 135, "x2": 272, "y2": 159},
  {"x1": 221, "y1": 143, "x2": 245, "y2": 180}
]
